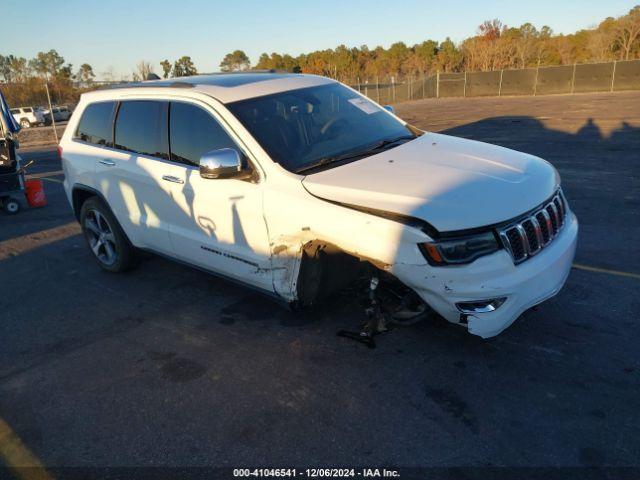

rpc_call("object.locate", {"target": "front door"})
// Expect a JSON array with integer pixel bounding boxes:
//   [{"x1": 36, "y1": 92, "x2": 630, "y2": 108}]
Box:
[{"x1": 163, "y1": 101, "x2": 273, "y2": 292}]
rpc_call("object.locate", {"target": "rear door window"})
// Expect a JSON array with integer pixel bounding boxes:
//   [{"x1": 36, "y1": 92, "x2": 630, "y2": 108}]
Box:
[
  {"x1": 114, "y1": 100, "x2": 169, "y2": 159},
  {"x1": 75, "y1": 101, "x2": 116, "y2": 146},
  {"x1": 169, "y1": 102, "x2": 237, "y2": 166}
]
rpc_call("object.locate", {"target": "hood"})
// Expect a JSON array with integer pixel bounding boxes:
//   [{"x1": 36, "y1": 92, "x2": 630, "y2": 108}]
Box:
[{"x1": 302, "y1": 132, "x2": 559, "y2": 232}]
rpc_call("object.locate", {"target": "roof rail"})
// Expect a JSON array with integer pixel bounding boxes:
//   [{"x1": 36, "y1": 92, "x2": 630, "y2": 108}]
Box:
[
  {"x1": 197, "y1": 69, "x2": 294, "y2": 75},
  {"x1": 99, "y1": 81, "x2": 194, "y2": 90}
]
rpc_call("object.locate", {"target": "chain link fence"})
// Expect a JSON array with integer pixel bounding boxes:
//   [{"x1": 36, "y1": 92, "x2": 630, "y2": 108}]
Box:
[{"x1": 352, "y1": 59, "x2": 640, "y2": 104}]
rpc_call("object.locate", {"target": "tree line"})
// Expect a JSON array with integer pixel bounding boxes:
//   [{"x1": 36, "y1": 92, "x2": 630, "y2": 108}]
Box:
[
  {"x1": 233, "y1": 6, "x2": 640, "y2": 80},
  {"x1": 0, "y1": 6, "x2": 638, "y2": 106},
  {"x1": 0, "y1": 49, "x2": 97, "y2": 106}
]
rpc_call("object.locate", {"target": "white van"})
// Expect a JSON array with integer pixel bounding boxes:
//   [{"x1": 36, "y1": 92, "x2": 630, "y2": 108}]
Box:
[{"x1": 59, "y1": 73, "x2": 578, "y2": 338}]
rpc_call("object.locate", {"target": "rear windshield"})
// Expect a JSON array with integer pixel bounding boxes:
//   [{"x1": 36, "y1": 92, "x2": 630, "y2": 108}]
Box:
[
  {"x1": 75, "y1": 101, "x2": 116, "y2": 146},
  {"x1": 227, "y1": 83, "x2": 414, "y2": 173}
]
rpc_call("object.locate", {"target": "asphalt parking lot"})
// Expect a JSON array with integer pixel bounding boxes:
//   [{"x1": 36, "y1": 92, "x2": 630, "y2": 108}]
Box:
[{"x1": 1, "y1": 91, "x2": 639, "y2": 476}]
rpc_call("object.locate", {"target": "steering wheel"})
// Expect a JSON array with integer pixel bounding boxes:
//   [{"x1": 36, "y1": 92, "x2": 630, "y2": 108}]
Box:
[{"x1": 320, "y1": 117, "x2": 348, "y2": 136}]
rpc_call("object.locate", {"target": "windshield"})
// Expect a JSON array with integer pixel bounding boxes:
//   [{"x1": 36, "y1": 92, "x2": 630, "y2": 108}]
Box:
[{"x1": 227, "y1": 83, "x2": 417, "y2": 173}]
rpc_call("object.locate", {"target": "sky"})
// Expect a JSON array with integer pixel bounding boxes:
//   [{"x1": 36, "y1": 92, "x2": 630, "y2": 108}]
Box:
[{"x1": 4, "y1": 0, "x2": 638, "y2": 79}]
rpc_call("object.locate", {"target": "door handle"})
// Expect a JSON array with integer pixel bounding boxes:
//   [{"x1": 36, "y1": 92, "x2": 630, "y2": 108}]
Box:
[
  {"x1": 162, "y1": 175, "x2": 184, "y2": 184},
  {"x1": 99, "y1": 159, "x2": 116, "y2": 166}
]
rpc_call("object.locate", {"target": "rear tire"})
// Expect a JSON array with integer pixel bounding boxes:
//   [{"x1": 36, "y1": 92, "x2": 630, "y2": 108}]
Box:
[
  {"x1": 80, "y1": 196, "x2": 136, "y2": 272},
  {"x1": 19, "y1": 119, "x2": 30, "y2": 129}
]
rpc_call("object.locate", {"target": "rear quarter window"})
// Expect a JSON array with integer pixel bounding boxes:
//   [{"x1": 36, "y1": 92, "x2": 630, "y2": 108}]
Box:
[{"x1": 75, "y1": 101, "x2": 116, "y2": 146}]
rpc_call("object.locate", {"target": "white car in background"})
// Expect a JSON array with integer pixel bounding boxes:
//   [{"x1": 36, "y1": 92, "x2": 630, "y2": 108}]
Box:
[
  {"x1": 10, "y1": 106, "x2": 45, "y2": 128},
  {"x1": 59, "y1": 73, "x2": 578, "y2": 338}
]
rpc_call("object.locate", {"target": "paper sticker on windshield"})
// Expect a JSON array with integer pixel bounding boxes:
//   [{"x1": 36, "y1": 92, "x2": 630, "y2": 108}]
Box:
[{"x1": 348, "y1": 97, "x2": 380, "y2": 114}]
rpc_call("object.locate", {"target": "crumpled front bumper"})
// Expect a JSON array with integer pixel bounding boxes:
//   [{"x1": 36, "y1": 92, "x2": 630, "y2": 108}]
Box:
[{"x1": 394, "y1": 211, "x2": 578, "y2": 338}]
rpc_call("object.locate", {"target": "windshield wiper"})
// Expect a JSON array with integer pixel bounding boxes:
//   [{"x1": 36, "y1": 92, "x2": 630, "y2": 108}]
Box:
[
  {"x1": 297, "y1": 150, "x2": 372, "y2": 173},
  {"x1": 296, "y1": 135, "x2": 416, "y2": 174},
  {"x1": 365, "y1": 134, "x2": 416, "y2": 153}
]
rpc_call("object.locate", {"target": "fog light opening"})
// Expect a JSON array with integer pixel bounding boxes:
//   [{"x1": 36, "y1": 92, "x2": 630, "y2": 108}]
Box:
[{"x1": 456, "y1": 297, "x2": 507, "y2": 314}]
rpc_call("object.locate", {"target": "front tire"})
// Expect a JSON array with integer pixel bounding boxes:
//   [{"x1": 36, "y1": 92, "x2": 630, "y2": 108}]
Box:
[
  {"x1": 80, "y1": 197, "x2": 136, "y2": 272},
  {"x1": 19, "y1": 119, "x2": 31, "y2": 129}
]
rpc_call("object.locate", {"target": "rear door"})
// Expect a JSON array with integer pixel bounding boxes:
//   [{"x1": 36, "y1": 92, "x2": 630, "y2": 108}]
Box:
[{"x1": 95, "y1": 100, "x2": 178, "y2": 254}]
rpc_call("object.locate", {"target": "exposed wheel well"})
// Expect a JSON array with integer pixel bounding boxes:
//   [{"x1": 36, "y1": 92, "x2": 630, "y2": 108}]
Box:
[
  {"x1": 296, "y1": 240, "x2": 372, "y2": 306},
  {"x1": 294, "y1": 240, "x2": 429, "y2": 320}
]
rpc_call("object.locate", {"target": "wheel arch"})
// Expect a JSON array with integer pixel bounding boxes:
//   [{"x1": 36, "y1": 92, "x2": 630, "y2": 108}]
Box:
[
  {"x1": 294, "y1": 239, "x2": 381, "y2": 306},
  {"x1": 71, "y1": 184, "x2": 109, "y2": 221}
]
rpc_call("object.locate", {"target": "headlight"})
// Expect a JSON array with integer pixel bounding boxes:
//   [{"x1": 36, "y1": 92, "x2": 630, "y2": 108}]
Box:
[{"x1": 419, "y1": 231, "x2": 500, "y2": 266}]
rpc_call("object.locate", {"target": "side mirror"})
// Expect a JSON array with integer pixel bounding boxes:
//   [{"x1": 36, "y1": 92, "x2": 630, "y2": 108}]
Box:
[
  {"x1": 382, "y1": 105, "x2": 395, "y2": 114},
  {"x1": 199, "y1": 148, "x2": 249, "y2": 180}
]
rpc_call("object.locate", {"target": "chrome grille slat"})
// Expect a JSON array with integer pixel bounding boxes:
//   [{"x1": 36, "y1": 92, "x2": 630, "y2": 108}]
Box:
[
  {"x1": 549, "y1": 201, "x2": 561, "y2": 232},
  {"x1": 530, "y1": 216, "x2": 544, "y2": 251},
  {"x1": 516, "y1": 224, "x2": 530, "y2": 256},
  {"x1": 540, "y1": 209, "x2": 553, "y2": 242},
  {"x1": 555, "y1": 197, "x2": 565, "y2": 226},
  {"x1": 499, "y1": 190, "x2": 567, "y2": 265}
]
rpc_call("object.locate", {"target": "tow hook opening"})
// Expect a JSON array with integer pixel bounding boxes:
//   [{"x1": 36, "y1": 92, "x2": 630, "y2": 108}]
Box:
[{"x1": 456, "y1": 297, "x2": 507, "y2": 314}]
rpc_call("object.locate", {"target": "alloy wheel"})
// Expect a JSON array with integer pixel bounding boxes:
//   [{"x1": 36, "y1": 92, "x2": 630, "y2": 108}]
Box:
[{"x1": 84, "y1": 209, "x2": 118, "y2": 265}]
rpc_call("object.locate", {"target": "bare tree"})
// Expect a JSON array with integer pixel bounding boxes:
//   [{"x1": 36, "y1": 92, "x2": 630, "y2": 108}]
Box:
[
  {"x1": 135, "y1": 60, "x2": 155, "y2": 80},
  {"x1": 587, "y1": 30, "x2": 616, "y2": 61},
  {"x1": 101, "y1": 66, "x2": 116, "y2": 82},
  {"x1": 613, "y1": 7, "x2": 640, "y2": 60}
]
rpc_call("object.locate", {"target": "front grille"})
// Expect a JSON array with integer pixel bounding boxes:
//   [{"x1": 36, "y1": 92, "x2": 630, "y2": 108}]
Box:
[{"x1": 499, "y1": 190, "x2": 567, "y2": 264}]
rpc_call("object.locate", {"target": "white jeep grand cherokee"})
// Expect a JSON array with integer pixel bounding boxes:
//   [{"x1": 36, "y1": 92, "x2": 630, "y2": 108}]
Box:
[{"x1": 60, "y1": 73, "x2": 578, "y2": 338}]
